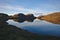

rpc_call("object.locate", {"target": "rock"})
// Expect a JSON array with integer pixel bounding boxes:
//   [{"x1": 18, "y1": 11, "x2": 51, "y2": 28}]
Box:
[{"x1": 0, "y1": 13, "x2": 9, "y2": 22}]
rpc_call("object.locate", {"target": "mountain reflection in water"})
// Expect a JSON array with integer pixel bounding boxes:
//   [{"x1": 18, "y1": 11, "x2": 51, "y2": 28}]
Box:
[{"x1": 12, "y1": 18, "x2": 35, "y2": 23}]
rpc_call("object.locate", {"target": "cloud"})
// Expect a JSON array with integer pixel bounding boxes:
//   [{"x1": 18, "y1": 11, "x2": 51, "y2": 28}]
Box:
[
  {"x1": 0, "y1": 0, "x2": 42, "y2": 15},
  {"x1": 0, "y1": 0, "x2": 60, "y2": 16},
  {"x1": 0, "y1": 4, "x2": 43, "y2": 16}
]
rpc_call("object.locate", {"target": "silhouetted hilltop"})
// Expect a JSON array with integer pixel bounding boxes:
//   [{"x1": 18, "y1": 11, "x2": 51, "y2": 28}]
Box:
[
  {"x1": 25, "y1": 14, "x2": 36, "y2": 22},
  {"x1": 37, "y1": 12, "x2": 60, "y2": 24},
  {"x1": 0, "y1": 13, "x2": 9, "y2": 21},
  {"x1": 10, "y1": 13, "x2": 36, "y2": 22}
]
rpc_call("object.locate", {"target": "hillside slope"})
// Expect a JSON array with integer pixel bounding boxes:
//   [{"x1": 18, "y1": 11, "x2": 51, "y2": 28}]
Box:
[{"x1": 37, "y1": 12, "x2": 60, "y2": 24}]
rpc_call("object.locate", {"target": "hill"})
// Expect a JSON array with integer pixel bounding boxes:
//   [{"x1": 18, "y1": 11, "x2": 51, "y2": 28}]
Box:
[{"x1": 37, "y1": 12, "x2": 60, "y2": 24}]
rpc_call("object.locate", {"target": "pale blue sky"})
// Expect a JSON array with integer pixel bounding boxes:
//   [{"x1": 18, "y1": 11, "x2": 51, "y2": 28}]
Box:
[{"x1": 0, "y1": 0, "x2": 60, "y2": 16}]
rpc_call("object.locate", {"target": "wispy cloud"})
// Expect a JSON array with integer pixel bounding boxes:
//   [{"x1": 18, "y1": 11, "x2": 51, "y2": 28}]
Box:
[
  {"x1": 0, "y1": 4, "x2": 43, "y2": 16},
  {"x1": 0, "y1": 0, "x2": 60, "y2": 16}
]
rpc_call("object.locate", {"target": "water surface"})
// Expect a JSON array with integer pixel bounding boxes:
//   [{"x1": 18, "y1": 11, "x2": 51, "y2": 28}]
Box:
[{"x1": 7, "y1": 19, "x2": 60, "y2": 37}]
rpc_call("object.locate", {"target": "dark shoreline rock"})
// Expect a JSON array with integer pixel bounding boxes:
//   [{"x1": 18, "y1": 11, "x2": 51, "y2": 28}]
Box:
[{"x1": 0, "y1": 13, "x2": 9, "y2": 21}]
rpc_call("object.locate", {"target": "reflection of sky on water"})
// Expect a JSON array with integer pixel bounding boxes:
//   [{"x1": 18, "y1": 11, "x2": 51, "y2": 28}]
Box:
[{"x1": 7, "y1": 19, "x2": 60, "y2": 37}]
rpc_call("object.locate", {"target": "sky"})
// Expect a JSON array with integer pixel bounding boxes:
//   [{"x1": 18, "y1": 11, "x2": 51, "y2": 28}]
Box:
[{"x1": 0, "y1": 0, "x2": 60, "y2": 16}]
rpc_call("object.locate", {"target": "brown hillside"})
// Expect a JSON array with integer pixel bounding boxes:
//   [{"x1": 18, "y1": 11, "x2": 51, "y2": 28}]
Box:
[{"x1": 37, "y1": 12, "x2": 60, "y2": 24}]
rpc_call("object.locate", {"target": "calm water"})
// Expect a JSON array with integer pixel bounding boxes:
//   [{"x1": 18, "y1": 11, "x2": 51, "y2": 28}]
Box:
[{"x1": 7, "y1": 19, "x2": 60, "y2": 37}]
